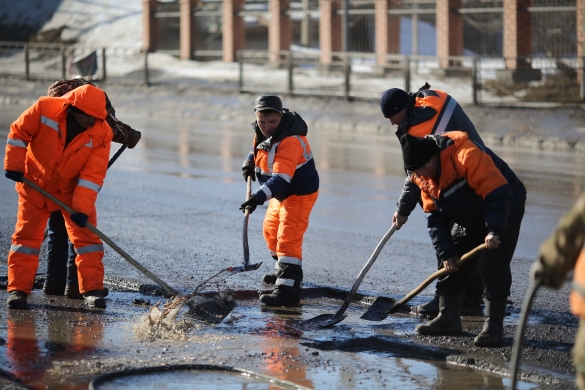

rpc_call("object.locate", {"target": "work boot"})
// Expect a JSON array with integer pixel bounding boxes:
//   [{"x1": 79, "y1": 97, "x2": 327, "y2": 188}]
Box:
[
  {"x1": 66, "y1": 285, "x2": 109, "y2": 300},
  {"x1": 259, "y1": 287, "x2": 300, "y2": 307},
  {"x1": 83, "y1": 290, "x2": 106, "y2": 308},
  {"x1": 474, "y1": 298, "x2": 507, "y2": 347},
  {"x1": 417, "y1": 295, "x2": 439, "y2": 316},
  {"x1": 262, "y1": 255, "x2": 280, "y2": 284},
  {"x1": 415, "y1": 294, "x2": 463, "y2": 335},
  {"x1": 262, "y1": 274, "x2": 277, "y2": 285},
  {"x1": 43, "y1": 281, "x2": 66, "y2": 296},
  {"x1": 260, "y1": 262, "x2": 302, "y2": 307},
  {"x1": 7, "y1": 291, "x2": 28, "y2": 309}
]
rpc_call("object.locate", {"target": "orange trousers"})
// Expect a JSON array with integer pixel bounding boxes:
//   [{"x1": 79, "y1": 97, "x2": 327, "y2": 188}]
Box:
[
  {"x1": 8, "y1": 195, "x2": 104, "y2": 294},
  {"x1": 262, "y1": 191, "x2": 318, "y2": 264}
]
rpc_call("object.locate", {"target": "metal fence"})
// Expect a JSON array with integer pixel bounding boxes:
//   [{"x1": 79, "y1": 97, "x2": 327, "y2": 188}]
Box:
[
  {"x1": 237, "y1": 50, "x2": 585, "y2": 104},
  {"x1": 0, "y1": 42, "x2": 146, "y2": 85},
  {"x1": 194, "y1": 0, "x2": 224, "y2": 60},
  {"x1": 290, "y1": 0, "x2": 320, "y2": 49},
  {"x1": 242, "y1": 0, "x2": 269, "y2": 51}
]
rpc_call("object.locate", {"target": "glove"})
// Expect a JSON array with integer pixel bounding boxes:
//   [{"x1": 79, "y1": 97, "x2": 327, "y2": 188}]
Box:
[
  {"x1": 70, "y1": 213, "x2": 88, "y2": 228},
  {"x1": 240, "y1": 196, "x2": 261, "y2": 214},
  {"x1": 241, "y1": 160, "x2": 256, "y2": 182},
  {"x1": 5, "y1": 170, "x2": 23, "y2": 183}
]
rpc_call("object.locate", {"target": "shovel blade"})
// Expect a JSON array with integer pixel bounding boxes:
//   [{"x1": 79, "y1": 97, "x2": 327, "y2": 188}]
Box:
[
  {"x1": 360, "y1": 297, "x2": 396, "y2": 321},
  {"x1": 226, "y1": 262, "x2": 262, "y2": 275},
  {"x1": 299, "y1": 314, "x2": 348, "y2": 329}
]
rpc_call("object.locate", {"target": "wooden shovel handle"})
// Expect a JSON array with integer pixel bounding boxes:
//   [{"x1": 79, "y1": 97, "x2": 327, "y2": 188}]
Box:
[{"x1": 389, "y1": 243, "x2": 487, "y2": 314}]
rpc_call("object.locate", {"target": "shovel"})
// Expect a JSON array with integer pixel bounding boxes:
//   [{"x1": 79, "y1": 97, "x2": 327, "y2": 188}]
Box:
[
  {"x1": 299, "y1": 223, "x2": 397, "y2": 329},
  {"x1": 361, "y1": 243, "x2": 486, "y2": 321},
  {"x1": 149, "y1": 176, "x2": 262, "y2": 325},
  {"x1": 22, "y1": 177, "x2": 179, "y2": 297},
  {"x1": 241, "y1": 175, "x2": 262, "y2": 272}
]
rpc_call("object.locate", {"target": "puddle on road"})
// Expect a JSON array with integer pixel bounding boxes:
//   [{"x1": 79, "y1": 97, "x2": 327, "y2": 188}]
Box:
[{"x1": 0, "y1": 290, "x2": 539, "y2": 390}]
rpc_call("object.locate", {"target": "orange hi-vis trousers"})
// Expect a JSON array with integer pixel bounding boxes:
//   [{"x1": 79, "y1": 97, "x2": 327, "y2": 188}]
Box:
[
  {"x1": 8, "y1": 195, "x2": 105, "y2": 294},
  {"x1": 263, "y1": 191, "x2": 318, "y2": 265}
]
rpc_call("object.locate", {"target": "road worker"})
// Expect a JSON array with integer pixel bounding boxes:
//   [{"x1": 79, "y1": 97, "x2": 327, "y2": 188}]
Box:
[
  {"x1": 532, "y1": 192, "x2": 585, "y2": 389},
  {"x1": 4, "y1": 83, "x2": 112, "y2": 309},
  {"x1": 380, "y1": 83, "x2": 485, "y2": 315},
  {"x1": 399, "y1": 132, "x2": 526, "y2": 346},
  {"x1": 239, "y1": 95, "x2": 319, "y2": 307},
  {"x1": 42, "y1": 78, "x2": 141, "y2": 300}
]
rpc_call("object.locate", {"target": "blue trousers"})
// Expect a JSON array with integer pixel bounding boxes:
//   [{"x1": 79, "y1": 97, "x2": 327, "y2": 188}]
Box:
[{"x1": 45, "y1": 210, "x2": 78, "y2": 289}]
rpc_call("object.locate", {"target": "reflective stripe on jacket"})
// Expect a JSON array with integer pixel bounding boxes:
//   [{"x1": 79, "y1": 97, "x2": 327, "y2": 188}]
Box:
[
  {"x1": 4, "y1": 84, "x2": 112, "y2": 215},
  {"x1": 411, "y1": 131, "x2": 526, "y2": 260},
  {"x1": 254, "y1": 134, "x2": 319, "y2": 202}
]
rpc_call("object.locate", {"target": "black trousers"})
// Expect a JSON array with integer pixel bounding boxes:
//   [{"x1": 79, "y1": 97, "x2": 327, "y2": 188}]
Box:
[{"x1": 436, "y1": 203, "x2": 525, "y2": 300}]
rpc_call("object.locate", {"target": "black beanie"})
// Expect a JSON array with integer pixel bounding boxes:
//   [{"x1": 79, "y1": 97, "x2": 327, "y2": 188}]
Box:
[
  {"x1": 380, "y1": 88, "x2": 409, "y2": 118},
  {"x1": 400, "y1": 134, "x2": 438, "y2": 172}
]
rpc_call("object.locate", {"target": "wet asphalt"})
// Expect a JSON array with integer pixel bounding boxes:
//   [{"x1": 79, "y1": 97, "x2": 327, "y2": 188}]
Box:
[{"x1": 0, "y1": 79, "x2": 584, "y2": 389}]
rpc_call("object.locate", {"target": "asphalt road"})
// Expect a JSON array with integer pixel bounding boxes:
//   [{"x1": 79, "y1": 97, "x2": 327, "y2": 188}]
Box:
[{"x1": 0, "y1": 96, "x2": 584, "y2": 388}]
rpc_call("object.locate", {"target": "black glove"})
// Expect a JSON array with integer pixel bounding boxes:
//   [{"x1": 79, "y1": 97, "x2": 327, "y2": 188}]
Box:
[
  {"x1": 240, "y1": 196, "x2": 261, "y2": 214},
  {"x1": 71, "y1": 213, "x2": 88, "y2": 228},
  {"x1": 241, "y1": 160, "x2": 256, "y2": 182},
  {"x1": 5, "y1": 170, "x2": 23, "y2": 183}
]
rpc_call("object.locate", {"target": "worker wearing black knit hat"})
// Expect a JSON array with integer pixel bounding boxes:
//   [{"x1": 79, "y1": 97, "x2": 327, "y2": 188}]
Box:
[
  {"x1": 400, "y1": 134, "x2": 438, "y2": 173},
  {"x1": 381, "y1": 82, "x2": 487, "y2": 318},
  {"x1": 400, "y1": 131, "x2": 526, "y2": 348}
]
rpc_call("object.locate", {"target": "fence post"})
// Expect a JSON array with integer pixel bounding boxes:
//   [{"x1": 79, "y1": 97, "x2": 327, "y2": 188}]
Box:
[
  {"x1": 101, "y1": 47, "x2": 107, "y2": 81},
  {"x1": 238, "y1": 51, "x2": 243, "y2": 94},
  {"x1": 61, "y1": 46, "x2": 67, "y2": 79},
  {"x1": 472, "y1": 57, "x2": 478, "y2": 105},
  {"x1": 24, "y1": 44, "x2": 30, "y2": 81},
  {"x1": 287, "y1": 51, "x2": 294, "y2": 96},
  {"x1": 343, "y1": 54, "x2": 350, "y2": 101},
  {"x1": 403, "y1": 56, "x2": 410, "y2": 92},
  {"x1": 581, "y1": 57, "x2": 585, "y2": 103},
  {"x1": 144, "y1": 51, "x2": 149, "y2": 87}
]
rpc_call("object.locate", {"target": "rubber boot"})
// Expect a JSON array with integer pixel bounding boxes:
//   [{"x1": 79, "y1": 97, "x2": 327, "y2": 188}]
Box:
[
  {"x1": 7, "y1": 291, "x2": 28, "y2": 309},
  {"x1": 474, "y1": 298, "x2": 506, "y2": 347},
  {"x1": 259, "y1": 285, "x2": 300, "y2": 307},
  {"x1": 83, "y1": 290, "x2": 106, "y2": 308},
  {"x1": 43, "y1": 281, "x2": 66, "y2": 296},
  {"x1": 415, "y1": 294, "x2": 463, "y2": 335},
  {"x1": 260, "y1": 262, "x2": 302, "y2": 307},
  {"x1": 262, "y1": 274, "x2": 277, "y2": 285},
  {"x1": 262, "y1": 255, "x2": 280, "y2": 285},
  {"x1": 417, "y1": 294, "x2": 439, "y2": 316},
  {"x1": 66, "y1": 285, "x2": 109, "y2": 300}
]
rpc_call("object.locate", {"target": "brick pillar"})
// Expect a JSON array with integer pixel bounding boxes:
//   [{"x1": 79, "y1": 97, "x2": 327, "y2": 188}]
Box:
[
  {"x1": 142, "y1": 0, "x2": 158, "y2": 52},
  {"x1": 223, "y1": 0, "x2": 245, "y2": 62},
  {"x1": 375, "y1": 0, "x2": 401, "y2": 65},
  {"x1": 503, "y1": 0, "x2": 532, "y2": 69},
  {"x1": 319, "y1": 0, "x2": 342, "y2": 65},
  {"x1": 269, "y1": 0, "x2": 293, "y2": 63},
  {"x1": 180, "y1": 0, "x2": 196, "y2": 59},
  {"x1": 436, "y1": 0, "x2": 463, "y2": 68}
]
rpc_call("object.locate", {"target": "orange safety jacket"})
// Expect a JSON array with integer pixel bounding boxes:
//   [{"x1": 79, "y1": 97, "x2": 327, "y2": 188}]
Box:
[
  {"x1": 4, "y1": 84, "x2": 112, "y2": 215},
  {"x1": 248, "y1": 110, "x2": 319, "y2": 203},
  {"x1": 403, "y1": 89, "x2": 453, "y2": 137},
  {"x1": 411, "y1": 131, "x2": 526, "y2": 260},
  {"x1": 572, "y1": 252, "x2": 585, "y2": 316}
]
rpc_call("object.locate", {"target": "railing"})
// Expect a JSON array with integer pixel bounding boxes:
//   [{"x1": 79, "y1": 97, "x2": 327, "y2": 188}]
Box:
[
  {"x1": 0, "y1": 41, "x2": 582, "y2": 105},
  {"x1": 237, "y1": 50, "x2": 585, "y2": 105}
]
